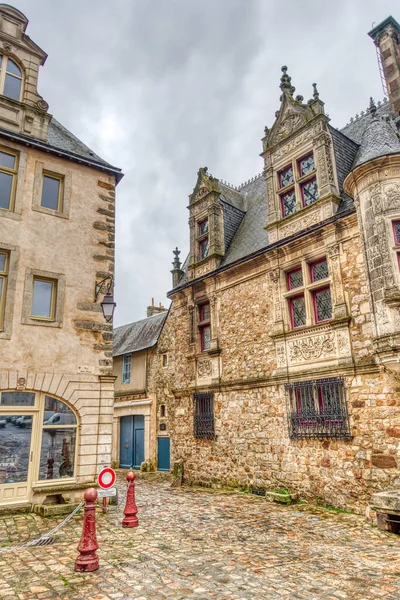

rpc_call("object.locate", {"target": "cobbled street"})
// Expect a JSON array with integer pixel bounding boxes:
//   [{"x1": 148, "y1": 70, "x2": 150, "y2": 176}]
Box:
[{"x1": 0, "y1": 473, "x2": 399, "y2": 600}]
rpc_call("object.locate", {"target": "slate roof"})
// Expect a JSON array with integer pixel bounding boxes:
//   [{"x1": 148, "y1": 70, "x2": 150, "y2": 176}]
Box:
[
  {"x1": 113, "y1": 312, "x2": 167, "y2": 357},
  {"x1": 353, "y1": 112, "x2": 400, "y2": 167},
  {"x1": 340, "y1": 98, "x2": 392, "y2": 143}
]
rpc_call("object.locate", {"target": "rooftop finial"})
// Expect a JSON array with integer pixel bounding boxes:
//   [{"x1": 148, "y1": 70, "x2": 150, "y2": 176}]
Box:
[
  {"x1": 280, "y1": 65, "x2": 294, "y2": 95},
  {"x1": 369, "y1": 96, "x2": 377, "y2": 117},
  {"x1": 172, "y1": 247, "x2": 181, "y2": 269},
  {"x1": 312, "y1": 82, "x2": 319, "y2": 100}
]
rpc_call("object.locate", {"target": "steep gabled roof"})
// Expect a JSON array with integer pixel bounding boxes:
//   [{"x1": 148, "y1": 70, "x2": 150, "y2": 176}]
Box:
[{"x1": 113, "y1": 312, "x2": 167, "y2": 357}]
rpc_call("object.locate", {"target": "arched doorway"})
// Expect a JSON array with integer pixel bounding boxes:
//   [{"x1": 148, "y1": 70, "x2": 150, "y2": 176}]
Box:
[{"x1": 0, "y1": 391, "x2": 78, "y2": 505}]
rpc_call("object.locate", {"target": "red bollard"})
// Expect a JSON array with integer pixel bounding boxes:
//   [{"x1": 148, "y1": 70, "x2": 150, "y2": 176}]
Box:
[
  {"x1": 74, "y1": 488, "x2": 99, "y2": 572},
  {"x1": 122, "y1": 471, "x2": 138, "y2": 527}
]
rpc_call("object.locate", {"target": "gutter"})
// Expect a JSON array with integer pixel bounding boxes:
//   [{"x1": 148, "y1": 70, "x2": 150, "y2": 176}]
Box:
[
  {"x1": 0, "y1": 126, "x2": 124, "y2": 184},
  {"x1": 168, "y1": 205, "x2": 356, "y2": 296}
]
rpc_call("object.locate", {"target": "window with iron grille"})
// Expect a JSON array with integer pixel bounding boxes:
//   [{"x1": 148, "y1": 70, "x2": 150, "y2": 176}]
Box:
[
  {"x1": 285, "y1": 378, "x2": 351, "y2": 439},
  {"x1": 194, "y1": 392, "x2": 215, "y2": 439}
]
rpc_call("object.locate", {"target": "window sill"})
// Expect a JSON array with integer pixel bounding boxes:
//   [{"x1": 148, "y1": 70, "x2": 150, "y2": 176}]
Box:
[
  {"x1": 270, "y1": 316, "x2": 350, "y2": 340},
  {"x1": 21, "y1": 316, "x2": 62, "y2": 328},
  {"x1": 0, "y1": 207, "x2": 21, "y2": 221},
  {"x1": 31, "y1": 205, "x2": 69, "y2": 220}
]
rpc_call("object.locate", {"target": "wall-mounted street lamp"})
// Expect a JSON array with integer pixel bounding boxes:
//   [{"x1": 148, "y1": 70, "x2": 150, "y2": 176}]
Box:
[{"x1": 94, "y1": 275, "x2": 116, "y2": 322}]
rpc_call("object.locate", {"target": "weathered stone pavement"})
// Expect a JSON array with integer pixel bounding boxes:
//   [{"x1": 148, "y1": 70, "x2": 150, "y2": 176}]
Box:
[{"x1": 0, "y1": 473, "x2": 399, "y2": 600}]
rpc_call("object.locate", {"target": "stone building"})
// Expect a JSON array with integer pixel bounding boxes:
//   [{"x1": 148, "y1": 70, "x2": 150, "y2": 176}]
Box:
[
  {"x1": 112, "y1": 304, "x2": 168, "y2": 471},
  {"x1": 152, "y1": 15, "x2": 400, "y2": 512},
  {"x1": 0, "y1": 5, "x2": 122, "y2": 509}
]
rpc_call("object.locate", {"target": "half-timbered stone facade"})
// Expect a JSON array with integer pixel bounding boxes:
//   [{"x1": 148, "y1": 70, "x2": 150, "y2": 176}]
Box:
[{"x1": 151, "y1": 16, "x2": 400, "y2": 512}]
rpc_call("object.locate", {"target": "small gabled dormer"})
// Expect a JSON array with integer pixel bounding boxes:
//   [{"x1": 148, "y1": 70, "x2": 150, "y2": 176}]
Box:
[
  {"x1": 187, "y1": 167, "x2": 225, "y2": 280},
  {"x1": 261, "y1": 67, "x2": 341, "y2": 243},
  {"x1": 0, "y1": 4, "x2": 50, "y2": 140}
]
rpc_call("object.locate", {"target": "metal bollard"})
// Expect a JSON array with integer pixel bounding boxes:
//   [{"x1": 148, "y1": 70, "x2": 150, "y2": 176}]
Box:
[
  {"x1": 122, "y1": 471, "x2": 138, "y2": 527},
  {"x1": 74, "y1": 488, "x2": 99, "y2": 572}
]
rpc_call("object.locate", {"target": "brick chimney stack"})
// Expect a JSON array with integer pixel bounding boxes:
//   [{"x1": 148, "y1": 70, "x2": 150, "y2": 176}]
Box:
[
  {"x1": 147, "y1": 298, "x2": 167, "y2": 318},
  {"x1": 369, "y1": 16, "x2": 400, "y2": 117}
]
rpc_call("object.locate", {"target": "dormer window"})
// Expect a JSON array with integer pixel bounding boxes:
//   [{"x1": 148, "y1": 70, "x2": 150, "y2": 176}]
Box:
[
  {"x1": 0, "y1": 55, "x2": 22, "y2": 102},
  {"x1": 197, "y1": 218, "x2": 209, "y2": 260},
  {"x1": 278, "y1": 151, "x2": 318, "y2": 218}
]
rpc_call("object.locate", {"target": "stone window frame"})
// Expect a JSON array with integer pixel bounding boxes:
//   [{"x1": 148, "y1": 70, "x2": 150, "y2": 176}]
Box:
[
  {"x1": 0, "y1": 54, "x2": 24, "y2": 102},
  {"x1": 21, "y1": 268, "x2": 65, "y2": 328},
  {"x1": 391, "y1": 219, "x2": 400, "y2": 271},
  {"x1": 0, "y1": 141, "x2": 27, "y2": 222},
  {"x1": 197, "y1": 217, "x2": 209, "y2": 261},
  {"x1": 283, "y1": 255, "x2": 332, "y2": 330},
  {"x1": 0, "y1": 242, "x2": 18, "y2": 340},
  {"x1": 32, "y1": 160, "x2": 72, "y2": 220},
  {"x1": 277, "y1": 150, "x2": 318, "y2": 219}
]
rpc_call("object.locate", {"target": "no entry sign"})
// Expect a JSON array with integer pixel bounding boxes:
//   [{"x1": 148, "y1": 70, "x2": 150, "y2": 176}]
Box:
[{"x1": 97, "y1": 467, "x2": 116, "y2": 489}]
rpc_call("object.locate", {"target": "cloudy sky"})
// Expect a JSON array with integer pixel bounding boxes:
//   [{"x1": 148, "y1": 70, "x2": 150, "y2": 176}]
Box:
[{"x1": 13, "y1": 0, "x2": 399, "y2": 325}]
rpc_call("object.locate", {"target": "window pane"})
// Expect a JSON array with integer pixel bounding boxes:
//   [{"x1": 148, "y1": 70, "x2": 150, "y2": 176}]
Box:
[
  {"x1": 0, "y1": 151, "x2": 15, "y2": 170},
  {"x1": 39, "y1": 428, "x2": 76, "y2": 480},
  {"x1": 393, "y1": 222, "x2": 400, "y2": 245},
  {"x1": 32, "y1": 280, "x2": 54, "y2": 318},
  {"x1": 41, "y1": 176, "x2": 61, "y2": 211},
  {"x1": 1, "y1": 392, "x2": 35, "y2": 407},
  {"x1": 314, "y1": 288, "x2": 332, "y2": 322},
  {"x1": 282, "y1": 190, "x2": 296, "y2": 217},
  {"x1": 6, "y1": 59, "x2": 21, "y2": 77},
  {"x1": 0, "y1": 172, "x2": 13, "y2": 209},
  {"x1": 279, "y1": 166, "x2": 294, "y2": 188},
  {"x1": 291, "y1": 296, "x2": 306, "y2": 328},
  {"x1": 3, "y1": 74, "x2": 21, "y2": 101},
  {"x1": 0, "y1": 253, "x2": 6, "y2": 271},
  {"x1": 311, "y1": 260, "x2": 328, "y2": 282},
  {"x1": 0, "y1": 55, "x2": 2, "y2": 69},
  {"x1": 0, "y1": 416, "x2": 32, "y2": 484},
  {"x1": 201, "y1": 325, "x2": 211, "y2": 350},
  {"x1": 302, "y1": 178, "x2": 319, "y2": 206},
  {"x1": 288, "y1": 269, "x2": 303, "y2": 290},
  {"x1": 299, "y1": 154, "x2": 315, "y2": 177},
  {"x1": 200, "y1": 238, "x2": 209, "y2": 259},
  {"x1": 122, "y1": 354, "x2": 131, "y2": 383},
  {"x1": 199, "y1": 220, "x2": 208, "y2": 235},
  {"x1": 199, "y1": 303, "x2": 210, "y2": 321},
  {"x1": 43, "y1": 396, "x2": 76, "y2": 425}
]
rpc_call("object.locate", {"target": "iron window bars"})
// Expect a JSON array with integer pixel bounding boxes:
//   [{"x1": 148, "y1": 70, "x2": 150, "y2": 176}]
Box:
[
  {"x1": 285, "y1": 378, "x2": 351, "y2": 439},
  {"x1": 194, "y1": 392, "x2": 215, "y2": 439}
]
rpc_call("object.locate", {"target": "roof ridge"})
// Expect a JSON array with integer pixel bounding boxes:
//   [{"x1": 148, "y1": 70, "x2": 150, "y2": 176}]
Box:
[
  {"x1": 114, "y1": 311, "x2": 167, "y2": 332},
  {"x1": 237, "y1": 172, "x2": 263, "y2": 190},
  {"x1": 220, "y1": 179, "x2": 239, "y2": 191},
  {"x1": 342, "y1": 97, "x2": 389, "y2": 129}
]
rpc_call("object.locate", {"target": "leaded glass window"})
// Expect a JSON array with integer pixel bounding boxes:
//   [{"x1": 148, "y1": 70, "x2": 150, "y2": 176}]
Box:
[
  {"x1": 298, "y1": 154, "x2": 315, "y2": 177},
  {"x1": 290, "y1": 295, "x2": 306, "y2": 328},
  {"x1": 200, "y1": 324, "x2": 211, "y2": 350},
  {"x1": 393, "y1": 221, "x2": 400, "y2": 245},
  {"x1": 199, "y1": 238, "x2": 209, "y2": 259},
  {"x1": 279, "y1": 165, "x2": 294, "y2": 188},
  {"x1": 310, "y1": 259, "x2": 328, "y2": 282},
  {"x1": 281, "y1": 190, "x2": 296, "y2": 217},
  {"x1": 199, "y1": 219, "x2": 209, "y2": 235},
  {"x1": 287, "y1": 268, "x2": 303, "y2": 290},
  {"x1": 301, "y1": 178, "x2": 319, "y2": 206},
  {"x1": 313, "y1": 287, "x2": 332, "y2": 322},
  {"x1": 199, "y1": 303, "x2": 210, "y2": 322}
]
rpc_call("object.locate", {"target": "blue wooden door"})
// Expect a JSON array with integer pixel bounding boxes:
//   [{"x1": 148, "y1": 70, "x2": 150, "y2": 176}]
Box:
[
  {"x1": 157, "y1": 437, "x2": 170, "y2": 471},
  {"x1": 120, "y1": 415, "x2": 145, "y2": 469}
]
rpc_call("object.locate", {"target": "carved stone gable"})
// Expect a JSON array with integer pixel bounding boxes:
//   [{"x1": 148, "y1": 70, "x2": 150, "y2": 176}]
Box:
[{"x1": 189, "y1": 167, "x2": 220, "y2": 205}]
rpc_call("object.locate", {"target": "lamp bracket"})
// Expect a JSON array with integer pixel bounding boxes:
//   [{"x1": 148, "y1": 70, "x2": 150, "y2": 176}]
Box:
[{"x1": 95, "y1": 275, "x2": 114, "y2": 302}]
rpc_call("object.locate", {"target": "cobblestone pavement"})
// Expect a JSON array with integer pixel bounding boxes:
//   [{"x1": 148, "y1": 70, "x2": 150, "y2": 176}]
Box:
[{"x1": 0, "y1": 474, "x2": 400, "y2": 600}]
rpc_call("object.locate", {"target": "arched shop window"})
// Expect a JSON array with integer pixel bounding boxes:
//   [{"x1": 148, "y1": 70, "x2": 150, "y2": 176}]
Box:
[{"x1": 0, "y1": 391, "x2": 77, "y2": 486}]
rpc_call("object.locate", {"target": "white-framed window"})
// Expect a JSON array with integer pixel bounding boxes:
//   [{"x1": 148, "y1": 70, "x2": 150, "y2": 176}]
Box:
[
  {"x1": 0, "y1": 55, "x2": 23, "y2": 102},
  {"x1": 122, "y1": 354, "x2": 132, "y2": 383}
]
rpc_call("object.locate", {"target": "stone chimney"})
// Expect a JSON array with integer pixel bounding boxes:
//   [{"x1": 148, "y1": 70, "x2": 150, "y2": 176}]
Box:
[
  {"x1": 171, "y1": 247, "x2": 184, "y2": 288},
  {"x1": 147, "y1": 298, "x2": 167, "y2": 318},
  {"x1": 369, "y1": 16, "x2": 400, "y2": 117}
]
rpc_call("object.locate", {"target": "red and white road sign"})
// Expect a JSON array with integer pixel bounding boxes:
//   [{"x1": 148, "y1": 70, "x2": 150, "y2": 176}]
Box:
[{"x1": 97, "y1": 467, "x2": 116, "y2": 489}]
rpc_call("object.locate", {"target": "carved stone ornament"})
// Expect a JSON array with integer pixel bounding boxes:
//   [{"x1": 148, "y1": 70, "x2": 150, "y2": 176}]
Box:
[
  {"x1": 288, "y1": 333, "x2": 335, "y2": 363},
  {"x1": 275, "y1": 114, "x2": 305, "y2": 143},
  {"x1": 3, "y1": 41, "x2": 12, "y2": 52},
  {"x1": 276, "y1": 342, "x2": 287, "y2": 367},
  {"x1": 195, "y1": 186, "x2": 209, "y2": 200},
  {"x1": 336, "y1": 330, "x2": 351, "y2": 356},
  {"x1": 272, "y1": 129, "x2": 313, "y2": 160},
  {"x1": 197, "y1": 359, "x2": 213, "y2": 378},
  {"x1": 385, "y1": 183, "x2": 400, "y2": 211},
  {"x1": 16, "y1": 377, "x2": 26, "y2": 390},
  {"x1": 280, "y1": 209, "x2": 321, "y2": 238},
  {"x1": 36, "y1": 99, "x2": 49, "y2": 112}
]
